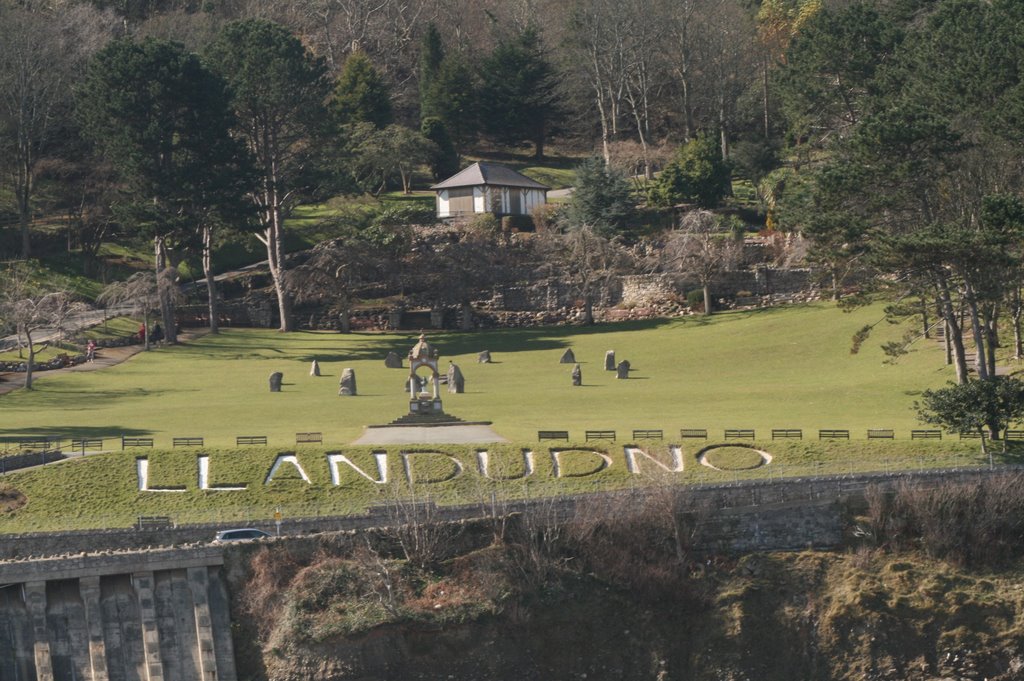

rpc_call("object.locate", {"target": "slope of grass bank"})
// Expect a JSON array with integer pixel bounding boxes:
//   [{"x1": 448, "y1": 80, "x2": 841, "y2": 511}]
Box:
[{"x1": 0, "y1": 439, "x2": 1006, "y2": 532}]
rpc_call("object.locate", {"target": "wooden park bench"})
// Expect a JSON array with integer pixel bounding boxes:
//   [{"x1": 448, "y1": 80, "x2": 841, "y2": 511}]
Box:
[
  {"x1": 631, "y1": 429, "x2": 663, "y2": 440},
  {"x1": 724, "y1": 429, "x2": 755, "y2": 440},
  {"x1": 585, "y1": 430, "x2": 616, "y2": 442},
  {"x1": 172, "y1": 437, "x2": 204, "y2": 447},
  {"x1": 20, "y1": 438, "x2": 57, "y2": 452},
  {"x1": 911, "y1": 429, "x2": 942, "y2": 440},
  {"x1": 958, "y1": 431, "x2": 987, "y2": 439},
  {"x1": 771, "y1": 429, "x2": 802, "y2": 440},
  {"x1": 121, "y1": 436, "x2": 154, "y2": 449},
  {"x1": 1005, "y1": 430, "x2": 1024, "y2": 440},
  {"x1": 680, "y1": 429, "x2": 708, "y2": 439},
  {"x1": 538, "y1": 430, "x2": 569, "y2": 441},
  {"x1": 296, "y1": 432, "x2": 323, "y2": 445},
  {"x1": 136, "y1": 516, "x2": 172, "y2": 530},
  {"x1": 818, "y1": 429, "x2": 850, "y2": 440},
  {"x1": 236, "y1": 435, "x2": 268, "y2": 446},
  {"x1": 70, "y1": 438, "x2": 103, "y2": 453},
  {"x1": 867, "y1": 429, "x2": 895, "y2": 439}
]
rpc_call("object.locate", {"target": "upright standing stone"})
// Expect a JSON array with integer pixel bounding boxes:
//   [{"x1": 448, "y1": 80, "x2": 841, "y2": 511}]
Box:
[
  {"x1": 478, "y1": 350, "x2": 491, "y2": 363},
  {"x1": 339, "y1": 368, "x2": 357, "y2": 396},
  {"x1": 560, "y1": 348, "x2": 576, "y2": 364},
  {"x1": 384, "y1": 351, "x2": 402, "y2": 368},
  {"x1": 447, "y1": 362, "x2": 465, "y2": 393},
  {"x1": 310, "y1": 359, "x2": 320, "y2": 376},
  {"x1": 269, "y1": 372, "x2": 283, "y2": 392},
  {"x1": 572, "y1": 364, "x2": 582, "y2": 386},
  {"x1": 605, "y1": 350, "x2": 616, "y2": 371},
  {"x1": 616, "y1": 360, "x2": 630, "y2": 379}
]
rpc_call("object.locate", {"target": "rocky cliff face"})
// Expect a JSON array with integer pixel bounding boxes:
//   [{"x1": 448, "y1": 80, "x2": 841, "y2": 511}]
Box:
[{"x1": 224, "y1": 537, "x2": 1024, "y2": 681}]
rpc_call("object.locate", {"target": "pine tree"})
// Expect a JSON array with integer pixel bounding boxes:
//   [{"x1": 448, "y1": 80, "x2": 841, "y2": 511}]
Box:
[{"x1": 332, "y1": 51, "x2": 392, "y2": 129}]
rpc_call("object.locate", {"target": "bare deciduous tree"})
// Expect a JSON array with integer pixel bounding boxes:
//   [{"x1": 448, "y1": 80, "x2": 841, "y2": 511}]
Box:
[
  {"x1": 97, "y1": 270, "x2": 180, "y2": 351},
  {"x1": 537, "y1": 225, "x2": 633, "y2": 325},
  {"x1": 661, "y1": 209, "x2": 741, "y2": 315},
  {"x1": 0, "y1": 2, "x2": 115, "y2": 259},
  {"x1": 0, "y1": 264, "x2": 87, "y2": 390}
]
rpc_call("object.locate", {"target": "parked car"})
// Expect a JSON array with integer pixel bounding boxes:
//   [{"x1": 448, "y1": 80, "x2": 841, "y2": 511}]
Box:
[{"x1": 213, "y1": 528, "x2": 271, "y2": 542}]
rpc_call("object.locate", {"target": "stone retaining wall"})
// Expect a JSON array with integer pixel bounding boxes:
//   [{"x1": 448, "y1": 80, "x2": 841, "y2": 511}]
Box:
[{"x1": 2, "y1": 466, "x2": 1016, "y2": 561}]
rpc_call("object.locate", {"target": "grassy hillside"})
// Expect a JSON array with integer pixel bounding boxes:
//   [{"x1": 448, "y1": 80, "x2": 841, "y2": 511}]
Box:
[
  {"x1": 0, "y1": 303, "x2": 963, "y2": 445},
  {"x1": 0, "y1": 439, "x2": 1001, "y2": 532},
  {"x1": 0, "y1": 301, "x2": 1012, "y2": 531}
]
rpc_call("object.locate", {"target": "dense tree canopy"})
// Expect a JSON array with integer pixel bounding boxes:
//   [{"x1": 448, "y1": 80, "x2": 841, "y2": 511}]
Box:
[{"x1": 478, "y1": 28, "x2": 560, "y2": 160}]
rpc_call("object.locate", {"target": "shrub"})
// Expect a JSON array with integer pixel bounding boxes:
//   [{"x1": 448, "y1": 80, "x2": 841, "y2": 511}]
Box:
[
  {"x1": 531, "y1": 203, "x2": 562, "y2": 233},
  {"x1": 649, "y1": 133, "x2": 731, "y2": 209},
  {"x1": 372, "y1": 203, "x2": 436, "y2": 228},
  {"x1": 469, "y1": 212, "x2": 500, "y2": 233},
  {"x1": 501, "y1": 215, "x2": 534, "y2": 232},
  {"x1": 686, "y1": 289, "x2": 705, "y2": 310}
]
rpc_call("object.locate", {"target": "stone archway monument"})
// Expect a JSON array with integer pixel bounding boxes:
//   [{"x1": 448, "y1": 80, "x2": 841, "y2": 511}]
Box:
[
  {"x1": 408, "y1": 333, "x2": 443, "y2": 416},
  {"x1": 353, "y1": 333, "x2": 508, "y2": 444}
]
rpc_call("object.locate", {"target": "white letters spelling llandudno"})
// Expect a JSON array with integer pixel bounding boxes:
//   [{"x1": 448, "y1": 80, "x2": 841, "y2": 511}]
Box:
[{"x1": 135, "y1": 447, "x2": 696, "y2": 492}]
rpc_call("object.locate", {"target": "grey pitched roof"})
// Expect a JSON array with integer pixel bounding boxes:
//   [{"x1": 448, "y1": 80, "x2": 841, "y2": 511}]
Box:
[{"x1": 430, "y1": 162, "x2": 550, "y2": 190}]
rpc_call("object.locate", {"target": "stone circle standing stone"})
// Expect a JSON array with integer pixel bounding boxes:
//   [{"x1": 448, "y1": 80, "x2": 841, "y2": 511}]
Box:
[
  {"x1": 572, "y1": 364, "x2": 582, "y2": 386},
  {"x1": 478, "y1": 350, "x2": 491, "y2": 364},
  {"x1": 269, "y1": 372, "x2": 283, "y2": 392},
  {"x1": 384, "y1": 351, "x2": 402, "y2": 368},
  {"x1": 616, "y1": 360, "x2": 630, "y2": 379},
  {"x1": 447, "y1": 362, "x2": 465, "y2": 394},
  {"x1": 338, "y1": 368, "x2": 357, "y2": 396},
  {"x1": 560, "y1": 348, "x2": 576, "y2": 364},
  {"x1": 310, "y1": 359, "x2": 321, "y2": 376},
  {"x1": 604, "y1": 350, "x2": 616, "y2": 371}
]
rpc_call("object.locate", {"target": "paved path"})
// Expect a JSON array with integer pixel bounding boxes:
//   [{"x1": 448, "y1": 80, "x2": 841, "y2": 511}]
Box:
[
  {"x1": 352, "y1": 424, "x2": 509, "y2": 445},
  {"x1": 0, "y1": 329, "x2": 209, "y2": 396},
  {"x1": 0, "y1": 304, "x2": 136, "y2": 351}
]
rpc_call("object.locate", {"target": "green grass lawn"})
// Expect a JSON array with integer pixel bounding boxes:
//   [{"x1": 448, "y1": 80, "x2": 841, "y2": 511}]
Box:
[
  {"x1": 0, "y1": 301, "x2": 1009, "y2": 531},
  {"x1": 0, "y1": 302, "x2": 959, "y2": 445}
]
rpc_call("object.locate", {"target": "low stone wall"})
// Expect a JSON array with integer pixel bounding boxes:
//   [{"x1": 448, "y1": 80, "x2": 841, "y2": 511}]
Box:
[{"x1": 2, "y1": 466, "x2": 1018, "y2": 560}]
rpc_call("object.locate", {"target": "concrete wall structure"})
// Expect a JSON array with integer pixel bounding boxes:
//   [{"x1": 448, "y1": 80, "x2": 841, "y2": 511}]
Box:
[
  {"x1": 0, "y1": 548, "x2": 235, "y2": 681},
  {"x1": 1, "y1": 465, "x2": 1020, "y2": 679}
]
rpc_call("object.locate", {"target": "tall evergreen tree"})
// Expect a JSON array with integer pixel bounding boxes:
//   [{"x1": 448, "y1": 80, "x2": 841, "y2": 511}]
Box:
[
  {"x1": 478, "y1": 28, "x2": 560, "y2": 160},
  {"x1": 206, "y1": 19, "x2": 332, "y2": 332},
  {"x1": 419, "y1": 23, "x2": 444, "y2": 120},
  {"x1": 564, "y1": 157, "x2": 635, "y2": 237},
  {"x1": 77, "y1": 37, "x2": 250, "y2": 342},
  {"x1": 332, "y1": 51, "x2": 393, "y2": 129}
]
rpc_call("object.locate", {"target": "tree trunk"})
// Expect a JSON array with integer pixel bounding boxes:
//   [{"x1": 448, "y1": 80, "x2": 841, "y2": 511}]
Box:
[
  {"x1": 202, "y1": 225, "x2": 219, "y2": 334},
  {"x1": 703, "y1": 284, "x2": 712, "y2": 316},
  {"x1": 762, "y1": 57, "x2": 770, "y2": 138},
  {"x1": 143, "y1": 312, "x2": 150, "y2": 352},
  {"x1": 265, "y1": 215, "x2": 294, "y2": 332},
  {"x1": 24, "y1": 328, "x2": 34, "y2": 390},
  {"x1": 920, "y1": 296, "x2": 929, "y2": 339},
  {"x1": 17, "y1": 138, "x2": 33, "y2": 259},
  {"x1": 1013, "y1": 287, "x2": 1023, "y2": 360},
  {"x1": 339, "y1": 304, "x2": 351, "y2": 334},
  {"x1": 583, "y1": 296, "x2": 594, "y2": 325},
  {"x1": 937, "y1": 274, "x2": 969, "y2": 384},
  {"x1": 460, "y1": 300, "x2": 473, "y2": 331},
  {"x1": 964, "y1": 284, "x2": 988, "y2": 381},
  {"x1": 984, "y1": 305, "x2": 998, "y2": 379},
  {"x1": 154, "y1": 236, "x2": 177, "y2": 345}
]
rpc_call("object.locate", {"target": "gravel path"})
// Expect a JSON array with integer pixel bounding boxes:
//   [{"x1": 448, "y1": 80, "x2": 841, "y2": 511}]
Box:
[{"x1": 352, "y1": 424, "x2": 509, "y2": 445}]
